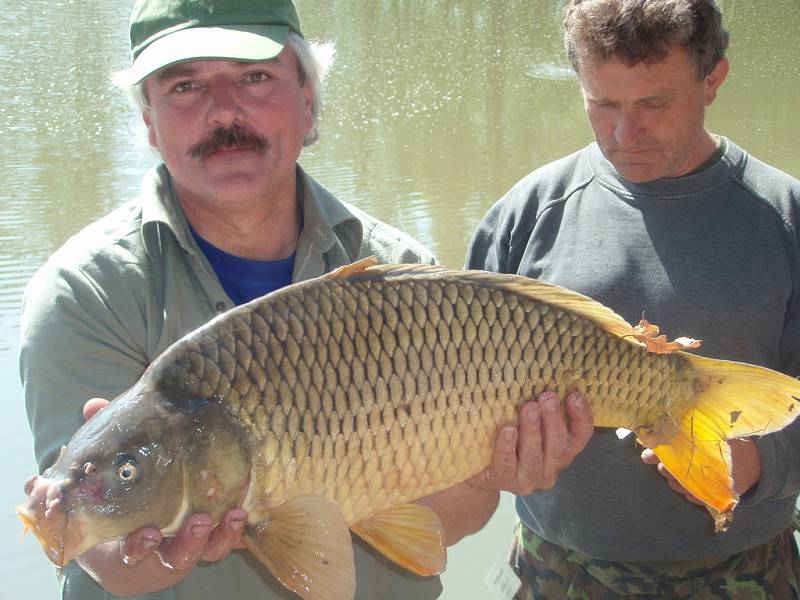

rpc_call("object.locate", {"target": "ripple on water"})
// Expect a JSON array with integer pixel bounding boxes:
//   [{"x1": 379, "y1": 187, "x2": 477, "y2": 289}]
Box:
[
  {"x1": 0, "y1": 255, "x2": 36, "y2": 351},
  {"x1": 528, "y1": 62, "x2": 576, "y2": 81}
]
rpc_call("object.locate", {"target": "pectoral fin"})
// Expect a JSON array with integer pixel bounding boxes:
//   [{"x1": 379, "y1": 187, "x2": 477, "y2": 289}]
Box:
[
  {"x1": 351, "y1": 502, "x2": 446, "y2": 576},
  {"x1": 244, "y1": 496, "x2": 355, "y2": 600}
]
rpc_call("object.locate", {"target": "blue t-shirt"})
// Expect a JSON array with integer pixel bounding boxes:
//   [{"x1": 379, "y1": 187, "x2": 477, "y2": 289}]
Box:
[{"x1": 190, "y1": 228, "x2": 295, "y2": 306}]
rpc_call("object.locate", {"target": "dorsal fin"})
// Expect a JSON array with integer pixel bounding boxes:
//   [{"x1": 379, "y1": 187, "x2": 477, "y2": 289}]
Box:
[
  {"x1": 462, "y1": 269, "x2": 636, "y2": 340},
  {"x1": 334, "y1": 261, "x2": 639, "y2": 342},
  {"x1": 321, "y1": 256, "x2": 380, "y2": 280}
]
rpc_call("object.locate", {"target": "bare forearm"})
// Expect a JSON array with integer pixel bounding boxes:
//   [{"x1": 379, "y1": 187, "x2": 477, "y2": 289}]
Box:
[
  {"x1": 730, "y1": 438, "x2": 761, "y2": 496},
  {"x1": 419, "y1": 392, "x2": 593, "y2": 546},
  {"x1": 416, "y1": 483, "x2": 500, "y2": 546}
]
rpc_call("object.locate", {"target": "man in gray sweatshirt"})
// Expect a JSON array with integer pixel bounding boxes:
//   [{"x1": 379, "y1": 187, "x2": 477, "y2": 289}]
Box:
[{"x1": 466, "y1": 1, "x2": 800, "y2": 597}]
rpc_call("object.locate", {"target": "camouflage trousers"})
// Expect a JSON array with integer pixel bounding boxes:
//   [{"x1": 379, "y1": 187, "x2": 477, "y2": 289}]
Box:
[{"x1": 509, "y1": 521, "x2": 800, "y2": 599}]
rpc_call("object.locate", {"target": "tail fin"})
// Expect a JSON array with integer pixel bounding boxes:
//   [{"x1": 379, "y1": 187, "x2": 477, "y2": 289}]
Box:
[{"x1": 648, "y1": 354, "x2": 800, "y2": 531}]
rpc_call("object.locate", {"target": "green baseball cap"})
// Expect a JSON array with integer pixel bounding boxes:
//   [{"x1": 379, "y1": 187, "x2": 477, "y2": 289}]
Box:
[{"x1": 128, "y1": 0, "x2": 304, "y2": 84}]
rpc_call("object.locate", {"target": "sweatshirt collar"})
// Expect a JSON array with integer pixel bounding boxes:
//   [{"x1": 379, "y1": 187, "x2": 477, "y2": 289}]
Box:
[{"x1": 587, "y1": 137, "x2": 745, "y2": 202}]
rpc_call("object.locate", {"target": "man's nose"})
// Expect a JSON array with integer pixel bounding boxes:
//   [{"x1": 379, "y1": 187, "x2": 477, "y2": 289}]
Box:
[
  {"x1": 207, "y1": 81, "x2": 244, "y2": 127},
  {"x1": 613, "y1": 107, "x2": 643, "y2": 149}
]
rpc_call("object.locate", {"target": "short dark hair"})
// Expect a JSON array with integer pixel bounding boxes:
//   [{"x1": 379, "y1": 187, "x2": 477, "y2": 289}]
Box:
[{"x1": 563, "y1": 0, "x2": 729, "y2": 79}]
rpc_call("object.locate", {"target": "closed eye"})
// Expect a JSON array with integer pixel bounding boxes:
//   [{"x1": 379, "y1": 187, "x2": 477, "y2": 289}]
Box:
[
  {"x1": 591, "y1": 100, "x2": 618, "y2": 109},
  {"x1": 642, "y1": 100, "x2": 668, "y2": 110}
]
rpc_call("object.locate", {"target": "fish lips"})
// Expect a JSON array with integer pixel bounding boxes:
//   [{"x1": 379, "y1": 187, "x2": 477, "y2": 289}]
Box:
[
  {"x1": 16, "y1": 479, "x2": 90, "y2": 567},
  {"x1": 17, "y1": 498, "x2": 69, "y2": 566}
]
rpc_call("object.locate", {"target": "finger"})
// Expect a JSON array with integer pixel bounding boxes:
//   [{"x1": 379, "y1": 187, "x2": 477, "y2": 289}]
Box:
[
  {"x1": 120, "y1": 527, "x2": 162, "y2": 566},
  {"x1": 465, "y1": 423, "x2": 520, "y2": 492},
  {"x1": 83, "y1": 398, "x2": 110, "y2": 422},
  {"x1": 200, "y1": 508, "x2": 248, "y2": 563},
  {"x1": 539, "y1": 391, "x2": 570, "y2": 488},
  {"x1": 643, "y1": 451, "x2": 687, "y2": 490},
  {"x1": 644, "y1": 451, "x2": 685, "y2": 490},
  {"x1": 656, "y1": 463, "x2": 704, "y2": 506},
  {"x1": 564, "y1": 391, "x2": 593, "y2": 456},
  {"x1": 513, "y1": 401, "x2": 545, "y2": 494},
  {"x1": 24, "y1": 474, "x2": 38, "y2": 496},
  {"x1": 641, "y1": 448, "x2": 705, "y2": 505},
  {"x1": 477, "y1": 426, "x2": 519, "y2": 491},
  {"x1": 156, "y1": 514, "x2": 213, "y2": 570},
  {"x1": 640, "y1": 448, "x2": 660, "y2": 465}
]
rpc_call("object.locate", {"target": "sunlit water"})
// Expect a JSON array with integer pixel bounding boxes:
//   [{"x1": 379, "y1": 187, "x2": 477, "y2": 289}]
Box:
[{"x1": 1, "y1": 1, "x2": 798, "y2": 599}]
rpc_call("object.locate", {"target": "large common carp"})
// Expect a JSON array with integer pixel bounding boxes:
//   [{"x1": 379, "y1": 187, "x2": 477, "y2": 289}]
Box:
[{"x1": 18, "y1": 258, "x2": 800, "y2": 599}]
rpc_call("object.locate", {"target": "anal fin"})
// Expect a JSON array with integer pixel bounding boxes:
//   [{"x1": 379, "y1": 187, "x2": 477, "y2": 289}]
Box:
[
  {"x1": 244, "y1": 496, "x2": 355, "y2": 600},
  {"x1": 351, "y1": 502, "x2": 446, "y2": 577}
]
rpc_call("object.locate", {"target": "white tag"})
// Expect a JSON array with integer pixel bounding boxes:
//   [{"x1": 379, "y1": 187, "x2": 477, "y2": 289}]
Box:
[
  {"x1": 484, "y1": 555, "x2": 521, "y2": 600},
  {"x1": 616, "y1": 427, "x2": 633, "y2": 440}
]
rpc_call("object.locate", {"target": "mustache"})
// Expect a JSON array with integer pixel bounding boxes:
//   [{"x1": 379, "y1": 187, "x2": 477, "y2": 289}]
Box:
[{"x1": 188, "y1": 126, "x2": 269, "y2": 159}]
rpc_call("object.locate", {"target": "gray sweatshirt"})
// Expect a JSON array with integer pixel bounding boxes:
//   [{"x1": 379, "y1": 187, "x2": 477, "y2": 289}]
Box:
[{"x1": 466, "y1": 139, "x2": 800, "y2": 561}]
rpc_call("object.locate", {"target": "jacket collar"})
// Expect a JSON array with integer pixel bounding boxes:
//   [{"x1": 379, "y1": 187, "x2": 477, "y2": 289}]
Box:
[{"x1": 139, "y1": 163, "x2": 363, "y2": 277}]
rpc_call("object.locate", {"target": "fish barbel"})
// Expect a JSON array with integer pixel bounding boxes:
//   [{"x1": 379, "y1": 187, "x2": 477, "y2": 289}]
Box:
[{"x1": 17, "y1": 258, "x2": 800, "y2": 599}]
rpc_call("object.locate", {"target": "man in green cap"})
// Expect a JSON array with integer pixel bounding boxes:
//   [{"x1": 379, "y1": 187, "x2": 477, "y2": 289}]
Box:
[{"x1": 20, "y1": 0, "x2": 594, "y2": 598}]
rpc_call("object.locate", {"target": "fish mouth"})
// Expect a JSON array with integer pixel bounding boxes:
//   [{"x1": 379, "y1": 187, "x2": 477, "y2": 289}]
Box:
[
  {"x1": 17, "y1": 504, "x2": 94, "y2": 567},
  {"x1": 16, "y1": 478, "x2": 93, "y2": 568},
  {"x1": 16, "y1": 502, "x2": 68, "y2": 566}
]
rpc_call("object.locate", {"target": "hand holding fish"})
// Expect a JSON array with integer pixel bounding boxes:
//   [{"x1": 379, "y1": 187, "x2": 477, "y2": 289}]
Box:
[
  {"x1": 467, "y1": 390, "x2": 593, "y2": 495},
  {"x1": 117, "y1": 507, "x2": 248, "y2": 568},
  {"x1": 75, "y1": 399, "x2": 249, "y2": 596},
  {"x1": 417, "y1": 391, "x2": 593, "y2": 545},
  {"x1": 641, "y1": 439, "x2": 762, "y2": 507}
]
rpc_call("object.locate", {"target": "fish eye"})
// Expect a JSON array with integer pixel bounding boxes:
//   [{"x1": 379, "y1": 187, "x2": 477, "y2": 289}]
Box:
[
  {"x1": 114, "y1": 453, "x2": 140, "y2": 482},
  {"x1": 117, "y1": 462, "x2": 138, "y2": 481}
]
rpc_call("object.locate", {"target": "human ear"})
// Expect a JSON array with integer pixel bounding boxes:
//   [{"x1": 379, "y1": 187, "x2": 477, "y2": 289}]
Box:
[
  {"x1": 704, "y1": 58, "x2": 730, "y2": 105},
  {"x1": 142, "y1": 111, "x2": 158, "y2": 149}
]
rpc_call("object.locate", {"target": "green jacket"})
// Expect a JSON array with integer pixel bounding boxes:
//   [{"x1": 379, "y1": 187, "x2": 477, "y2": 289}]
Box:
[{"x1": 20, "y1": 163, "x2": 441, "y2": 600}]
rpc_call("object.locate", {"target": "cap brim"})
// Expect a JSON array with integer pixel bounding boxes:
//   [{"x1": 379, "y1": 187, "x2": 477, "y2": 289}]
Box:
[{"x1": 129, "y1": 24, "x2": 288, "y2": 84}]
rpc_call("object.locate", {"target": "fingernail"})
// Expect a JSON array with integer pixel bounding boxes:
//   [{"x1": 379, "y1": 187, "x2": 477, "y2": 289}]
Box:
[
  {"x1": 230, "y1": 518, "x2": 245, "y2": 532},
  {"x1": 142, "y1": 536, "x2": 159, "y2": 549},
  {"x1": 543, "y1": 395, "x2": 558, "y2": 411},
  {"x1": 526, "y1": 404, "x2": 539, "y2": 422},
  {"x1": 191, "y1": 524, "x2": 211, "y2": 539},
  {"x1": 503, "y1": 427, "x2": 515, "y2": 441}
]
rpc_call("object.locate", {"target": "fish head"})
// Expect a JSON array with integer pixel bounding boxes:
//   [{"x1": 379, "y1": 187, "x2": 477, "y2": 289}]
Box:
[{"x1": 17, "y1": 389, "x2": 192, "y2": 566}]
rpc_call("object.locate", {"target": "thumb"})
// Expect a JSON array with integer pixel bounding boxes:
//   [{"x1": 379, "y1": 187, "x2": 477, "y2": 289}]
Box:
[{"x1": 83, "y1": 398, "x2": 110, "y2": 421}]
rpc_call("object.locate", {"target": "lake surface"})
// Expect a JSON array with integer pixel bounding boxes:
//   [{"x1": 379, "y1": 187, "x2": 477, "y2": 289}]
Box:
[{"x1": 1, "y1": 1, "x2": 798, "y2": 599}]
